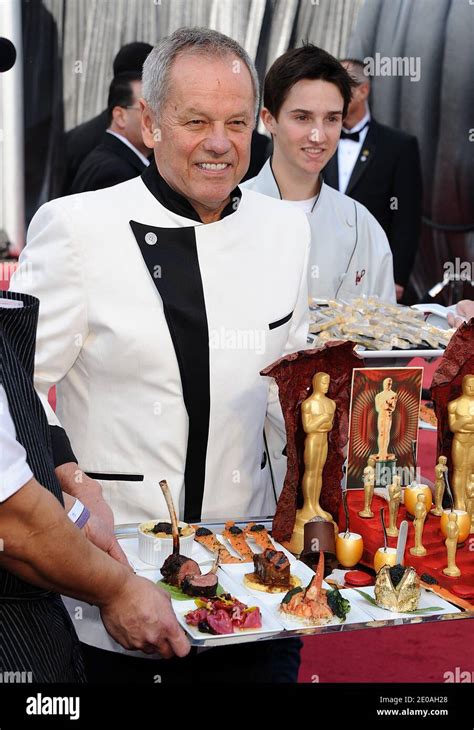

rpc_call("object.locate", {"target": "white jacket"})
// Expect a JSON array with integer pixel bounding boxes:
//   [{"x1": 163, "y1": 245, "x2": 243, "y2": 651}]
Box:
[
  {"x1": 243, "y1": 159, "x2": 396, "y2": 303},
  {"x1": 10, "y1": 177, "x2": 310, "y2": 525}
]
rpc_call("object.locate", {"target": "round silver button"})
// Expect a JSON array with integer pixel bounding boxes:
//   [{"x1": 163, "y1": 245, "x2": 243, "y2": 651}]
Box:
[{"x1": 145, "y1": 232, "x2": 157, "y2": 245}]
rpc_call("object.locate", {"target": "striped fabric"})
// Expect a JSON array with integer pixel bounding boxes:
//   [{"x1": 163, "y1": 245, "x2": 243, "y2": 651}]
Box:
[{"x1": 0, "y1": 290, "x2": 85, "y2": 682}]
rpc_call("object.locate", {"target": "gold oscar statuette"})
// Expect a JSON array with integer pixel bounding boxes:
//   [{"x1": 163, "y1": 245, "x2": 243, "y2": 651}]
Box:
[
  {"x1": 432, "y1": 455, "x2": 448, "y2": 516},
  {"x1": 387, "y1": 475, "x2": 402, "y2": 537},
  {"x1": 443, "y1": 512, "x2": 461, "y2": 577},
  {"x1": 358, "y1": 457, "x2": 376, "y2": 518},
  {"x1": 409, "y1": 493, "x2": 427, "y2": 557},
  {"x1": 288, "y1": 372, "x2": 336, "y2": 555},
  {"x1": 448, "y1": 374, "x2": 474, "y2": 510}
]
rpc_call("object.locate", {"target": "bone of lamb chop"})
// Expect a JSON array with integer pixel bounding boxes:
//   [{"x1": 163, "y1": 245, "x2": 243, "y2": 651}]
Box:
[{"x1": 158, "y1": 479, "x2": 201, "y2": 588}]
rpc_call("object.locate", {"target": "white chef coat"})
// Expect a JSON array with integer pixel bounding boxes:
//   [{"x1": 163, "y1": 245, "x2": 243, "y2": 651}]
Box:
[
  {"x1": 242, "y1": 159, "x2": 396, "y2": 303},
  {"x1": 10, "y1": 171, "x2": 311, "y2": 654}
]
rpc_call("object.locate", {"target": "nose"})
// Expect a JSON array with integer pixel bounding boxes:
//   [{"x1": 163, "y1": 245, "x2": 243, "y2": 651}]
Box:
[
  {"x1": 309, "y1": 122, "x2": 327, "y2": 145},
  {"x1": 202, "y1": 123, "x2": 232, "y2": 156}
]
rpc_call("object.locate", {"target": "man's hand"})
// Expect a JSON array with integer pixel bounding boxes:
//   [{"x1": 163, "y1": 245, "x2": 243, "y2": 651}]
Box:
[
  {"x1": 447, "y1": 300, "x2": 474, "y2": 328},
  {"x1": 99, "y1": 574, "x2": 191, "y2": 658},
  {"x1": 56, "y1": 462, "x2": 128, "y2": 566},
  {"x1": 83, "y1": 514, "x2": 130, "y2": 567}
]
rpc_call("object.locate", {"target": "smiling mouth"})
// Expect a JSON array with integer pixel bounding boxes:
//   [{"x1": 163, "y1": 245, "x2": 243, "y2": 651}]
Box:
[
  {"x1": 302, "y1": 147, "x2": 325, "y2": 156},
  {"x1": 196, "y1": 162, "x2": 231, "y2": 171}
]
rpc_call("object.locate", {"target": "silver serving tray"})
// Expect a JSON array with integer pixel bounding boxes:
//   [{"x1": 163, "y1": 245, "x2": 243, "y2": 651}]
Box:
[{"x1": 115, "y1": 520, "x2": 474, "y2": 647}]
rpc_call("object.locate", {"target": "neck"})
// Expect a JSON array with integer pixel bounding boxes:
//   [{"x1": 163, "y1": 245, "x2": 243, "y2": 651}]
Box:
[
  {"x1": 192, "y1": 198, "x2": 231, "y2": 224},
  {"x1": 271, "y1": 147, "x2": 321, "y2": 201},
  {"x1": 343, "y1": 104, "x2": 368, "y2": 130}
]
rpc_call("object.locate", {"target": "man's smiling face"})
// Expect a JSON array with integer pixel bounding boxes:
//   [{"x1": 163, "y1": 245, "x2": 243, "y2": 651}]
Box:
[
  {"x1": 263, "y1": 78, "x2": 344, "y2": 178},
  {"x1": 141, "y1": 52, "x2": 254, "y2": 221}
]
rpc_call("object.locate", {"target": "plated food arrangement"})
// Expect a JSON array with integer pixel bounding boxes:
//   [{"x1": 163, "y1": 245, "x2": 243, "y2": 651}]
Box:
[{"x1": 131, "y1": 485, "x2": 462, "y2": 644}]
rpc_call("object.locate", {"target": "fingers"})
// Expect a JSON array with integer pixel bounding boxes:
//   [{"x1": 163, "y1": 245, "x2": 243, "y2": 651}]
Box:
[{"x1": 167, "y1": 623, "x2": 191, "y2": 657}]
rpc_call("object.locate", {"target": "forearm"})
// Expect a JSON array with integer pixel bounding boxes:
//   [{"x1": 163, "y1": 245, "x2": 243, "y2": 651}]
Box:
[{"x1": 0, "y1": 479, "x2": 129, "y2": 606}]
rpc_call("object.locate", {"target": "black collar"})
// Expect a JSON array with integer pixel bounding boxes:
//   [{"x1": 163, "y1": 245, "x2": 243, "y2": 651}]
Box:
[{"x1": 141, "y1": 158, "x2": 242, "y2": 223}]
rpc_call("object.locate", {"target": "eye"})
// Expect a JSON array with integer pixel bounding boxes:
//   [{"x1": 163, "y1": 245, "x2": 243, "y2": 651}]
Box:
[
  {"x1": 229, "y1": 120, "x2": 246, "y2": 126},
  {"x1": 187, "y1": 119, "x2": 205, "y2": 126},
  {"x1": 295, "y1": 115, "x2": 308, "y2": 121},
  {"x1": 327, "y1": 116, "x2": 340, "y2": 123}
]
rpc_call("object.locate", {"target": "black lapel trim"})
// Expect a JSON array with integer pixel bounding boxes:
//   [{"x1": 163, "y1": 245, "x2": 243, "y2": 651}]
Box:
[
  {"x1": 129, "y1": 220, "x2": 210, "y2": 522},
  {"x1": 345, "y1": 120, "x2": 377, "y2": 195},
  {"x1": 322, "y1": 154, "x2": 339, "y2": 190},
  {"x1": 142, "y1": 158, "x2": 242, "y2": 222}
]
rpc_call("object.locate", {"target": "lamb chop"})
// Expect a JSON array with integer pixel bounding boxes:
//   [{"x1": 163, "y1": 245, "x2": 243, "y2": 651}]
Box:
[
  {"x1": 158, "y1": 480, "x2": 219, "y2": 597},
  {"x1": 181, "y1": 555, "x2": 219, "y2": 598},
  {"x1": 159, "y1": 480, "x2": 201, "y2": 588}
]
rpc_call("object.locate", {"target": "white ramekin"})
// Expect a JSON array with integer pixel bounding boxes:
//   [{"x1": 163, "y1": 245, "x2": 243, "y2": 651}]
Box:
[{"x1": 138, "y1": 520, "x2": 195, "y2": 567}]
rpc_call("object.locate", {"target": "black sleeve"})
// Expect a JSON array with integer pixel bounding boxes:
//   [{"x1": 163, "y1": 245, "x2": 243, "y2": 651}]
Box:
[
  {"x1": 388, "y1": 136, "x2": 423, "y2": 287},
  {"x1": 49, "y1": 425, "x2": 78, "y2": 468}
]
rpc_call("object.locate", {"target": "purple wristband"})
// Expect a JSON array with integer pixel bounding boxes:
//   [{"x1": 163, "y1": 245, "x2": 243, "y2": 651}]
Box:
[{"x1": 75, "y1": 506, "x2": 90, "y2": 529}]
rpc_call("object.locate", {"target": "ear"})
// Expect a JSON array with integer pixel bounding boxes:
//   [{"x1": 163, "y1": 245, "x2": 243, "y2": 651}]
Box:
[
  {"x1": 359, "y1": 82, "x2": 370, "y2": 102},
  {"x1": 111, "y1": 105, "x2": 127, "y2": 130},
  {"x1": 260, "y1": 107, "x2": 277, "y2": 136},
  {"x1": 140, "y1": 98, "x2": 157, "y2": 149}
]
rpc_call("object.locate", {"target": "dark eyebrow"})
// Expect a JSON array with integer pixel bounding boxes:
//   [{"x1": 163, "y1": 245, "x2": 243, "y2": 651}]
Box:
[{"x1": 288, "y1": 108, "x2": 343, "y2": 116}]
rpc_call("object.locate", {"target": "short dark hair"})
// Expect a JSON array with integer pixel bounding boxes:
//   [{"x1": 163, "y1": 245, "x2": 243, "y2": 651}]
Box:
[
  {"x1": 107, "y1": 71, "x2": 142, "y2": 124},
  {"x1": 264, "y1": 44, "x2": 356, "y2": 119},
  {"x1": 113, "y1": 42, "x2": 153, "y2": 76}
]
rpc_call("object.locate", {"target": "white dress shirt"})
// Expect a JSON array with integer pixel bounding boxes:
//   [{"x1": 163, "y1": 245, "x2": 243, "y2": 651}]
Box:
[
  {"x1": 0, "y1": 385, "x2": 33, "y2": 502},
  {"x1": 337, "y1": 110, "x2": 371, "y2": 194},
  {"x1": 106, "y1": 130, "x2": 150, "y2": 167}
]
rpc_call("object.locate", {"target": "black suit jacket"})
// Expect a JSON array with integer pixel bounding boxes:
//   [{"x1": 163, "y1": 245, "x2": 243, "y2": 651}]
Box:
[
  {"x1": 69, "y1": 132, "x2": 147, "y2": 194},
  {"x1": 323, "y1": 118, "x2": 422, "y2": 287},
  {"x1": 62, "y1": 109, "x2": 109, "y2": 194}
]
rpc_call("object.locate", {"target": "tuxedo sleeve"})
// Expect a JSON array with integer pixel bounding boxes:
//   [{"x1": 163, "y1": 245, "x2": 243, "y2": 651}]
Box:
[
  {"x1": 388, "y1": 136, "x2": 422, "y2": 287},
  {"x1": 9, "y1": 200, "x2": 88, "y2": 466}
]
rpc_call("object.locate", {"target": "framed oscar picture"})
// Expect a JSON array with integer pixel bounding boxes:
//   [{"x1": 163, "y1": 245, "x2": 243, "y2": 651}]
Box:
[{"x1": 346, "y1": 367, "x2": 423, "y2": 489}]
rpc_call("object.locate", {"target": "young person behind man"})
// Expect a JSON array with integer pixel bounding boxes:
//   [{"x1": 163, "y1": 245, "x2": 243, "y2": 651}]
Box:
[
  {"x1": 323, "y1": 59, "x2": 422, "y2": 302},
  {"x1": 243, "y1": 44, "x2": 396, "y2": 304}
]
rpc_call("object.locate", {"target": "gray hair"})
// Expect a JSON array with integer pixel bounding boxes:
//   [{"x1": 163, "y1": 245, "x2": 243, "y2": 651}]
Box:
[{"x1": 142, "y1": 27, "x2": 260, "y2": 120}]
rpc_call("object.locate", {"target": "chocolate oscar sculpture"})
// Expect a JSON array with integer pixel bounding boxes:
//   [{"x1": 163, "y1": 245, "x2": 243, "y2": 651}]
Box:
[
  {"x1": 448, "y1": 374, "x2": 474, "y2": 510},
  {"x1": 466, "y1": 473, "x2": 474, "y2": 534},
  {"x1": 443, "y1": 512, "x2": 461, "y2": 577},
  {"x1": 409, "y1": 493, "x2": 427, "y2": 557},
  {"x1": 288, "y1": 372, "x2": 336, "y2": 554},
  {"x1": 375, "y1": 378, "x2": 398, "y2": 461},
  {"x1": 432, "y1": 455, "x2": 448, "y2": 516},
  {"x1": 358, "y1": 457, "x2": 376, "y2": 518},
  {"x1": 387, "y1": 475, "x2": 402, "y2": 537}
]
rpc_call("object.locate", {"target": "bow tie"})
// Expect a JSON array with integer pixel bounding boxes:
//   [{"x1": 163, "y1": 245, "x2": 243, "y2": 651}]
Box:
[
  {"x1": 340, "y1": 121, "x2": 369, "y2": 142},
  {"x1": 340, "y1": 129, "x2": 361, "y2": 141}
]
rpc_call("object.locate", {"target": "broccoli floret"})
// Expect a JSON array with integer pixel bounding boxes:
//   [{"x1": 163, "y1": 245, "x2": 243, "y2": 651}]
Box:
[{"x1": 326, "y1": 588, "x2": 351, "y2": 622}]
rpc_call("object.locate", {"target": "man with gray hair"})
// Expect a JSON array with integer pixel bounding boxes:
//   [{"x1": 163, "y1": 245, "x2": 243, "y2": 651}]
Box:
[{"x1": 10, "y1": 27, "x2": 310, "y2": 682}]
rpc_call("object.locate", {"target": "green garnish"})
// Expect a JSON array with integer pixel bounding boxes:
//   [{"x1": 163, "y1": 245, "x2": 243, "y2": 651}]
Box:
[
  {"x1": 158, "y1": 580, "x2": 224, "y2": 601},
  {"x1": 281, "y1": 586, "x2": 303, "y2": 604},
  {"x1": 354, "y1": 589, "x2": 445, "y2": 614},
  {"x1": 326, "y1": 588, "x2": 351, "y2": 622}
]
